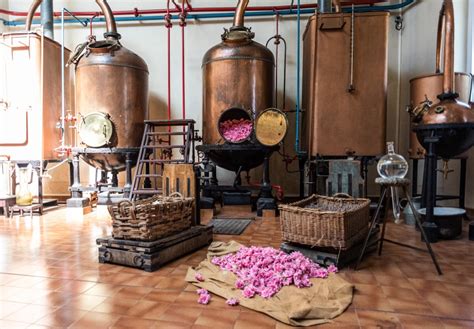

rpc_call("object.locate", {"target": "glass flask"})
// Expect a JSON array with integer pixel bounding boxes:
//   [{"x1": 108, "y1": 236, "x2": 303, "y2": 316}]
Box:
[
  {"x1": 15, "y1": 164, "x2": 34, "y2": 206},
  {"x1": 377, "y1": 142, "x2": 409, "y2": 222}
]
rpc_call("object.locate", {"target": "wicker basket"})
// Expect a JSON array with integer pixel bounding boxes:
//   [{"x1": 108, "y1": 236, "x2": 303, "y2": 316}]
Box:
[
  {"x1": 279, "y1": 194, "x2": 370, "y2": 249},
  {"x1": 109, "y1": 192, "x2": 194, "y2": 241}
]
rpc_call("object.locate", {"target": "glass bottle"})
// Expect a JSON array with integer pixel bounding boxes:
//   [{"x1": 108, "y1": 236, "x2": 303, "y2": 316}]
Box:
[
  {"x1": 377, "y1": 142, "x2": 409, "y2": 222},
  {"x1": 15, "y1": 164, "x2": 33, "y2": 206}
]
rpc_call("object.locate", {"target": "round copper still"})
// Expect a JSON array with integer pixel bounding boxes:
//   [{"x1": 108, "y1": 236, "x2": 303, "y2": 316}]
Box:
[
  {"x1": 202, "y1": 0, "x2": 275, "y2": 171},
  {"x1": 415, "y1": 0, "x2": 474, "y2": 158},
  {"x1": 73, "y1": 0, "x2": 149, "y2": 172}
]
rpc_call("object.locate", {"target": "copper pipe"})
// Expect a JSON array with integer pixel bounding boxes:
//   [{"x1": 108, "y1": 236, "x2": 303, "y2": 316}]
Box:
[
  {"x1": 25, "y1": 0, "x2": 43, "y2": 31},
  {"x1": 95, "y1": 0, "x2": 117, "y2": 34},
  {"x1": 443, "y1": 0, "x2": 455, "y2": 94},
  {"x1": 233, "y1": 0, "x2": 249, "y2": 28},
  {"x1": 332, "y1": 0, "x2": 342, "y2": 13},
  {"x1": 435, "y1": 2, "x2": 445, "y2": 73}
]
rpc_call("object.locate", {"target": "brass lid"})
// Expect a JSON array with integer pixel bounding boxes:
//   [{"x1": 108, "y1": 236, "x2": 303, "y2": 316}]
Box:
[
  {"x1": 78, "y1": 112, "x2": 114, "y2": 147},
  {"x1": 255, "y1": 108, "x2": 288, "y2": 146}
]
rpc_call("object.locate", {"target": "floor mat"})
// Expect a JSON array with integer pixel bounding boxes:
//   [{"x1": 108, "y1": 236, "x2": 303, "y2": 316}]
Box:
[{"x1": 209, "y1": 218, "x2": 253, "y2": 235}]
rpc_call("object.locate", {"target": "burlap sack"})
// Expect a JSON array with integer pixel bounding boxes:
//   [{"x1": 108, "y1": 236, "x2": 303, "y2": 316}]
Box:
[{"x1": 185, "y1": 241, "x2": 354, "y2": 327}]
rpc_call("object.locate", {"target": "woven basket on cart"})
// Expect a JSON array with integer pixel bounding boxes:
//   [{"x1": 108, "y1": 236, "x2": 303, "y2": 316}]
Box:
[
  {"x1": 279, "y1": 194, "x2": 370, "y2": 250},
  {"x1": 109, "y1": 192, "x2": 194, "y2": 241}
]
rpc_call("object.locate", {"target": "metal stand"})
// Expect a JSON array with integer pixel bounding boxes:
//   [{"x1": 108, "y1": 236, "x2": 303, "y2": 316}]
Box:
[
  {"x1": 411, "y1": 157, "x2": 467, "y2": 209},
  {"x1": 355, "y1": 178, "x2": 442, "y2": 275}
]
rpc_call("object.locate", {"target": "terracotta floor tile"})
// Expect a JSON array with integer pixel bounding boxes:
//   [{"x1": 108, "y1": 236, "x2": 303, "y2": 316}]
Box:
[
  {"x1": 112, "y1": 316, "x2": 157, "y2": 328},
  {"x1": 4, "y1": 304, "x2": 56, "y2": 324},
  {"x1": 234, "y1": 311, "x2": 277, "y2": 329},
  {"x1": 114, "y1": 286, "x2": 153, "y2": 300},
  {"x1": 64, "y1": 295, "x2": 107, "y2": 311},
  {"x1": 396, "y1": 313, "x2": 444, "y2": 328},
  {"x1": 158, "y1": 305, "x2": 202, "y2": 324},
  {"x1": 69, "y1": 311, "x2": 120, "y2": 328},
  {"x1": 144, "y1": 290, "x2": 180, "y2": 303},
  {"x1": 0, "y1": 300, "x2": 28, "y2": 319},
  {"x1": 356, "y1": 310, "x2": 401, "y2": 328},
  {"x1": 126, "y1": 300, "x2": 170, "y2": 320},
  {"x1": 0, "y1": 319, "x2": 30, "y2": 328},
  {"x1": 92, "y1": 297, "x2": 139, "y2": 314},
  {"x1": 194, "y1": 309, "x2": 240, "y2": 328},
  {"x1": 35, "y1": 306, "x2": 87, "y2": 327},
  {"x1": 83, "y1": 283, "x2": 123, "y2": 297},
  {"x1": 1, "y1": 207, "x2": 474, "y2": 329}
]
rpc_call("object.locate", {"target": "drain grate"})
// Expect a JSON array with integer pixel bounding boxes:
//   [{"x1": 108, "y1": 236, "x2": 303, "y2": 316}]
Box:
[{"x1": 208, "y1": 218, "x2": 253, "y2": 235}]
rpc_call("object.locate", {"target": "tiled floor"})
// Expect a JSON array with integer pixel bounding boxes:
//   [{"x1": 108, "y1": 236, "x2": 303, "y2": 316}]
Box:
[{"x1": 0, "y1": 206, "x2": 473, "y2": 328}]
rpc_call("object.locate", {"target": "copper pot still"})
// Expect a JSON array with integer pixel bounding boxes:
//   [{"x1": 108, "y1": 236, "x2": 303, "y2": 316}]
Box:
[
  {"x1": 72, "y1": 0, "x2": 149, "y2": 172},
  {"x1": 412, "y1": 0, "x2": 474, "y2": 158},
  {"x1": 201, "y1": 0, "x2": 275, "y2": 171},
  {"x1": 408, "y1": 0, "x2": 473, "y2": 159}
]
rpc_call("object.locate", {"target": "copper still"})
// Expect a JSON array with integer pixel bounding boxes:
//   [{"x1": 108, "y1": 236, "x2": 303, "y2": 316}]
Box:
[
  {"x1": 413, "y1": 0, "x2": 474, "y2": 158},
  {"x1": 201, "y1": 0, "x2": 275, "y2": 171},
  {"x1": 72, "y1": 0, "x2": 149, "y2": 172},
  {"x1": 408, "y1": 1, "x2": 472, "y2": 159},
  {"x1": 301, "y1": 2, "x2": 389, "y2": 157}
]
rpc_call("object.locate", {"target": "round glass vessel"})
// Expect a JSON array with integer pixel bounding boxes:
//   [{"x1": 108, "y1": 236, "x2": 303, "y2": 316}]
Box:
[{"x1": 377, "y1": 142, "x2": 409, "y2": 179}]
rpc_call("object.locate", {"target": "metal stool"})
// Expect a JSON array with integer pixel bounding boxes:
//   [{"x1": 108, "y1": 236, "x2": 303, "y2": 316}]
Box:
[{"x1": 355, "y1": 178, "x2": 442, "y2": 275}]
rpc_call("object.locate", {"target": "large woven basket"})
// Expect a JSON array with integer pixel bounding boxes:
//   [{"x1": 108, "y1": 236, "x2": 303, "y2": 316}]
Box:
[
  {"x1": 109, "y1": 192, "x2": 194, "y2": 241},
  {"x1": 279, "y1": 194, "x2": 370, "y2": 250}
]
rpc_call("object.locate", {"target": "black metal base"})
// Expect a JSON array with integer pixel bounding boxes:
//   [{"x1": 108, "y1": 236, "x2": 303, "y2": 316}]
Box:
[
  {"x1": 256, "y1": 197, "x2": 277, "y2": 217},
  {"x1": 469, "y1": 222, "x2": 474, "y2": 241}
]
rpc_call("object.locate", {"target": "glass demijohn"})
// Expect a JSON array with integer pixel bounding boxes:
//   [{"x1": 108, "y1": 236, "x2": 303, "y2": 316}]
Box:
[{"x1": 377, "y1": 142, "x2": 409, "y2": 222}]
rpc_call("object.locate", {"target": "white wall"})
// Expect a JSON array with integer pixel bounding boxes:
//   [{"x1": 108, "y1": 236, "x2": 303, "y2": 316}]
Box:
[{"x1": 3, "y1": 0, "x2": 473, "y2": 206}]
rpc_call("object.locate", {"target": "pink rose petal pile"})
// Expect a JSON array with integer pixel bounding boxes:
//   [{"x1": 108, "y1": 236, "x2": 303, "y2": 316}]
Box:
[
  {"x1": 211, "y1": 246, "x2": 338, "y2": 299},
  {"x1": 220, "y1": 118, "x2": 252, "y2": 143}
]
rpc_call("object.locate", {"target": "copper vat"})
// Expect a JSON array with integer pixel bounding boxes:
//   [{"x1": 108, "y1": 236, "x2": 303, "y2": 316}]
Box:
[
  {"x1": 73, "y1": 0, "x2": 149, "y2": 172},
  {"x1": 201, "y1": 0, "x2": 275, "y2": 171},
  {"x1": 414, "y1": 0, "x2": 474, "y2": 158},
  {"x1": 0, "y1": 0, "x2": 73, "y2": 161},
  {"x1": 408, "y1": 1, "x2": 473, "y2": 158},
  {"x1": 301, "y1": 5, "x2": 389, "y2": 157}
]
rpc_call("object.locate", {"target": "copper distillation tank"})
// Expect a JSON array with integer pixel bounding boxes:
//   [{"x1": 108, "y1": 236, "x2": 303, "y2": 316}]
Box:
[
  {"x1": 412, "y1": 0, "x2": 474, "y2": 243},
  {"x1": 197, "y1": 0, "x2": 287, "y2": 213},
  {"x1": 67, "y1": 0, "x2": 149, "y2": 207}
]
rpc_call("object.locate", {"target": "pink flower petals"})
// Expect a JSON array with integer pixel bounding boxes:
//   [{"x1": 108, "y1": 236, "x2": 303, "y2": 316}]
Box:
[
  {"x1": 220, "y1": 118, "x2": 253, "y2": 143},
  {"x1": 226, "y1": 297, "x2": 239, "y2": 306},
  {"x1": 198, "y1": 293, "x2": 211, "y2": 305},
  {"x1": 197, "y1": 288, "x2": 211, "y2": 305},
  {"x1": 211, "y1": 246, "x2": 338, "y2": 299},
  {"x1": 195, "y1": 272, "x2": 204, "y2": 282}
]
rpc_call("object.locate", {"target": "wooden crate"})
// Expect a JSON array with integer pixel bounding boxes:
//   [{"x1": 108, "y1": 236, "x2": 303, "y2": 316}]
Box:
[
  {"x1": 162, "y1": 164, "x2": 195, "y2": 197},
  {"x1": 97, "y1": 225, "x2": 213, "y2": 272}
]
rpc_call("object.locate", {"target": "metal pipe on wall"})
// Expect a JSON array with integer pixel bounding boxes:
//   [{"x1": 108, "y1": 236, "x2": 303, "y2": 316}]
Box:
[{"x1": 40, "y1": 0, "x2": 53, "y2": 39}]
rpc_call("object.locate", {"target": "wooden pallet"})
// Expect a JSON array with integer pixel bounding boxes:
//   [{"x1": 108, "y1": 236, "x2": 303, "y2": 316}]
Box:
[
  {"x1": 280, "y1": 227, "x2": 380, "y2": 269},
  {"x1": 97, "y1": 225, "x2": 213, "y2": 272}
]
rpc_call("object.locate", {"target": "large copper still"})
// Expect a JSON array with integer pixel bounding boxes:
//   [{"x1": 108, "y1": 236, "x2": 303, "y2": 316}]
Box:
[
  {"x1": 413, "y1": 0, "x2": 474, "y2": 158},
  {"x1": 201, "y1": 0, "x2": 275, "y2": 172},
  {"x1": 408, "y1": 1, "x2": 472, "y2": 159},
  {"x1": 73, "y1": 0, "x2": 149, "y2": 172},
  {"x1": 301, "y1": 2, "x2": 389, "y2": 157}
]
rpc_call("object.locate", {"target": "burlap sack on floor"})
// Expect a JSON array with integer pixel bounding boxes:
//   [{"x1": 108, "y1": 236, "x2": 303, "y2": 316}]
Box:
[{"x1": 185, "y1": 241, "x2": 354, "y2": 327}]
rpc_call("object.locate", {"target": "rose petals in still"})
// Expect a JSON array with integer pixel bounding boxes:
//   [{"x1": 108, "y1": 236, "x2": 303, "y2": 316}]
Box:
[
  {"x1": 212, "y1": 246, "x2": 338, "y2": 299},
  {"x1": 226, "y1": 297, "x2": 239, "y2": 306},
  {"x1": 195, "y1": 272, "x2": 205, "y2": 282},
  {"x1": 198, "y1": 293, "x2": 211, "y2": 305},
  {"x1": 220, "y1": 119, "x2": 252, "y2": 143}
]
